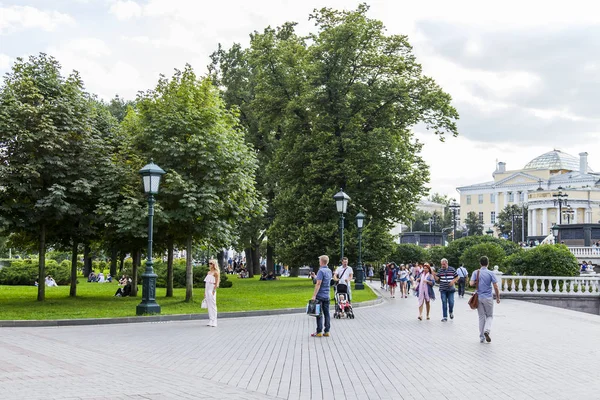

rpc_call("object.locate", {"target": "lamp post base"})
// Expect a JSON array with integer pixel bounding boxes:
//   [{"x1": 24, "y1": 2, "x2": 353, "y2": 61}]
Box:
[
  {"x1": 136, "y1": 269, "x2": 161, "y2": 315},
  {"x1": 136, "y1": 303, "x2": 161, "y2": 315},
  {"x1": 354, "y1": 265, "x2": 365, "y2": 290}
]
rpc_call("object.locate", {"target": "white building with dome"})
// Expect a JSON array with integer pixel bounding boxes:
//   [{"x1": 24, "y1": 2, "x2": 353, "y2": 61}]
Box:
[{"x1": 456, "y1": 150, "x2": 600, "y2": 239}]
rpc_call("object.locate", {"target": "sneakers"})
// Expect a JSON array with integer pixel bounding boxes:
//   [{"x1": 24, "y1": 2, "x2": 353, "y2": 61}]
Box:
[
  {"x1": 311, "y1": 332, "x2": 322, "y2": 337},
  {"x1": 480, "y1": 337, "x2": 485, "y2": 343},
  {"x1": 441, "y1": 318, "x2": 448, "y2": 322},
  {"x1": 484, "y1": 331, "x2": 491, "y2": 343},
  {"x1": 323, "y1": 332, "x2": 330, "y2": 337},
  {"x1": 450, "y1": 313, "x2": 454, "y2": 319}
]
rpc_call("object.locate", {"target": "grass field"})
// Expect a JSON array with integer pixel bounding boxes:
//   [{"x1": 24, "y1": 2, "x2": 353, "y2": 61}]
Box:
[{"x1": 0, "y1": 275, "x2": 378, "y2": 320}]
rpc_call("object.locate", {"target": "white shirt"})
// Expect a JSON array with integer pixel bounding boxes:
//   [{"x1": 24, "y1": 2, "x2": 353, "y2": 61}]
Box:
[{"x1": 334, "y1": 266, "x2": 353, "y2": 286}]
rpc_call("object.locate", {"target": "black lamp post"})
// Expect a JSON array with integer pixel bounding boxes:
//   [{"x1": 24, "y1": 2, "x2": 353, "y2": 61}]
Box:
[
  {"x1": 553, "y1": 186, "x2": 568, "y2": 224},
  {"x1": 429, "y1": 214, "x2": 439, "y2": 244},
  {"x1": 551, "y1": 224, "x2": 560, "y2": 244},
  {"x1": 355, "y1": 211, "x2": 366, "y2": 290},
  {"x1": 333, "y1": 189, "x2": 350, "y2": 262},
  {"x1": 563, "y1": 205, "x2": 574, "y2": 224},
  {"x1": 136, "y1": 161, "x2": 165, "y2": 316},
  {"x1": 449, "y1": 201, "x2": 460, "y2": 242}
]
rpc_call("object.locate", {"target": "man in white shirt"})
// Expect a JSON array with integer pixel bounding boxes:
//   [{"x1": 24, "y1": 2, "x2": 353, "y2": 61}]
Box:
[
  {"x1": 334, "y1": 257, "x2": 354, "y2": 301},
  {"x1": 456, "y1": 264, "x2": 469, "y2": 298}
]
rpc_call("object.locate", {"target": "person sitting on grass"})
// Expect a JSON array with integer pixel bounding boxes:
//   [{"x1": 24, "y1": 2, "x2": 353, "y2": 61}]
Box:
[
  {"x1": 266, "y1": 271, "x2": 276, "y2": 280},
  {"x1": 88, "y1": 271, "x2": 97, "y2": 282},
  {"x1": 45, "y1": 275, "x2": 58, "y2": 287},
  {"x1": 114, "y1": 275, "x2": 132, "y2": 297}
]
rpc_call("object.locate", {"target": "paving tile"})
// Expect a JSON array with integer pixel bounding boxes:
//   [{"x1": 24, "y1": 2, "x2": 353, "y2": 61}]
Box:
[{"x1": 1, "y1": 282, "x2": 600, "y2": 399}]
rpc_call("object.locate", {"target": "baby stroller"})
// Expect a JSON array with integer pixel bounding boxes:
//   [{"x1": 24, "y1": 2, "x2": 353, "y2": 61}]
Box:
[{"x1": 333, "y1": 283, "x2": 355, "y2": 319}]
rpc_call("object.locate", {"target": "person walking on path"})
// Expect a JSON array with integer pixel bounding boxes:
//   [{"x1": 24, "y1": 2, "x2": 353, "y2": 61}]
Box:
[
  {"x1": 334, "y1": 257, "x2": 353, "y2": 301},
  {"x1": 436, "y1": 258, "x2": 458, "y2": 322},
  {"x1": 204, "y1": 259, "x2": 220, "y2": 327},
  {"x1": 379, "y1": 265, "x2": 386, "y2": 290},
  {"x1": 456, "y1": 264, "x2": 469, "y2": 298},
  {"x1": 367, "y1": 265, "x2": 374, "y2": 283},
  {"x1": 387, "y1": 263, "x2": 398, "y2": 298},
  {"x1": 311, "y1": 255, "x2": 333, "y2": 337},
  {"x1": 398, "y1": 265, "x2": 409, "y2": 298},
  {"x1": 470, "y1": 256, "x2": 501, "y2": 343},
  {"x1": 415, "y1": 263, "x2": 435, "y2": 320}
]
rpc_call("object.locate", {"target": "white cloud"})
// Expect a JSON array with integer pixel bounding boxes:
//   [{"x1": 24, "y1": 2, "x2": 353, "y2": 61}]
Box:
[
  {"x1": 0, "y1": 5, "x2": 75, "y2": 34},
  {"x1": 109, "y1": 0, "x2": 142, "y2": 20},
  {"x1": 0, "y1": 54, "x2": 12, "y2": 72}
]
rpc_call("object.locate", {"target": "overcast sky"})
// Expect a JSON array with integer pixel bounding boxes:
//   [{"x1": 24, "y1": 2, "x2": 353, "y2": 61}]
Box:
[{"x1": 2, "y1": 0, "x2": 599, "y2": 199}]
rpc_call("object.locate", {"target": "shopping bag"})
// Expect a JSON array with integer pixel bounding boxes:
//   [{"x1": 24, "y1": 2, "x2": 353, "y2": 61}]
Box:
[
  {"x1": 306, "y1": 300, "x2": 322, "y2": 317},
  {"x1": 201, "y1": 298, "x2": 207, "y2": 309}
]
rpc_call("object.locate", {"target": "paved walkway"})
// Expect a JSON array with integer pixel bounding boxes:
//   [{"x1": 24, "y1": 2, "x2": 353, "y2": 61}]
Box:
[{"x1": 1, "y1": 282, "x2": 600, "y2": 400}]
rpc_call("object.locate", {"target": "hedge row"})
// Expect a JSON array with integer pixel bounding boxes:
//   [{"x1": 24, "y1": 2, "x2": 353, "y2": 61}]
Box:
[
  {"x1": 0, "y1": 258, "x2": 232, "y2": 287},
  {"x1": 389, "y1": 237, "x2": 579, "y2": 276}
]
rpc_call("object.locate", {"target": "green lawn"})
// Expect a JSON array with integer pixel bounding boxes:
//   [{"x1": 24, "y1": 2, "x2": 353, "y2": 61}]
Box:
[{"x1": 0, "y1": 276, "x2": 377, "y2": 320}]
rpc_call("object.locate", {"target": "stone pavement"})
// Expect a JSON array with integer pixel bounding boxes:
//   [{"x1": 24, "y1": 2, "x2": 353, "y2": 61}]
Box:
[{"x1": 1, "y1": 281, "x2": 600, "y2": 400}]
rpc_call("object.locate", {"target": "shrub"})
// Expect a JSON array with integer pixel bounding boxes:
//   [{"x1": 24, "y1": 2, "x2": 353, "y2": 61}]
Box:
[
  {"x1": 425, "y1": 246, "x2": 447, "y2": 267},
  {"x1": 132, "y1": 259, "x2": 232, "y2": 288},
  {"x1": 0, "y1": 259, "x2": 69, "y2": 285},
  {"x1": 460, "y1": 243, "x2": 506, "y2": 271},
  {"x1": 503, "y1": 244, "x2": 579, "y2": 276},
  {"x1": 390, "y1": 244, "x2": 426, "y2": 264},
  {"x1": 445, "y1": 236, "x2": 522, "y2": 268}
]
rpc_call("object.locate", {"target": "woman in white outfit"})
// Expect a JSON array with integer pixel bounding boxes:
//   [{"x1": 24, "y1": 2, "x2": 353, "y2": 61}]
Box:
[{"x1": 204, "y1": 259, "x2": 220, "y2": 327}]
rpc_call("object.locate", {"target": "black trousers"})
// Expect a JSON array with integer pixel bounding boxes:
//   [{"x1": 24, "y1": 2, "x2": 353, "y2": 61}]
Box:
[{"x1": 457, "y1": 277, "x2": 466, "y2": 296}]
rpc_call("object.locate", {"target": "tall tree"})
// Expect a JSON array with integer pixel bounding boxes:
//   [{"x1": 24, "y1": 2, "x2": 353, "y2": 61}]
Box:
[
  {"x1": 495, "y1": 204, "x2": 528, "y2": 242},
  {"x1": 213, "y1": 4, "x2": 458, "y2": 269},
  {"x1": 0, "y1": 54, "x2": 100, "y2": 300},
  {"x1": 465, "y1": 211, "x2": 484, "y2": 236},
  {"x1": 131, "y1": 66, "x2": 262, "y2": 302}
]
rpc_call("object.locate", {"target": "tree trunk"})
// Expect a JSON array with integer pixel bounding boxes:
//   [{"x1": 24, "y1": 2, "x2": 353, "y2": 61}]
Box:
[
  {"x1": 185, "y1": 236, "x2": 193, "y2": 302},
  {"x1": 217, "y1": 249, "x2": 226, "y2": 272},
  {"x1": 37, "y1": 224, "x2": 46, "y2": 301},
  {"x1": 166, "y1": 239, "x2": 174, "y2": 297},
  {"x1": 131, "y1": 249, "x2": 140, "y2": 297},
  {"x1": 70, "y1": 240, "x2": 78, "y2": 297},
  {"x1": 110, "y1": 246, "x2": 117, "y2": 277},
  {"x1": 83, "y1": 243, "x2": 92, "y2": 277},
  {"x1": 267, "y1": 243, "x2": 274, "y2": 273},
  {"x1": 252, "y1": 242, "x2": 260, "y2": 276},
  {"x1": 119, "y1": 252, "x2": 125, "y2": 273},
  {"x1": 245, "y1": 247, "x2": 254, "y2": 278}
]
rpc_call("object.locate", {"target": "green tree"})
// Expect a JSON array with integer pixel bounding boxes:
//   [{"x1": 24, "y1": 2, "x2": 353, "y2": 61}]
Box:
[
  {"x1": 0, "y1": 54, "x2": 103, "y2": 301},
  {"x1": 444, "y1": 235, "x2": 521, "y2": 268},
  {"x1": 465, "y1": 211, "x2": 484, "y2": 236},
  {"x1": 459, "y1": 242, "x2": 506, "y2": 271},
  {"x1": 131, "y1": 66, "x2": 263, "y2": 301},
  {"x1": 390, "y1": 244, "x2": 426, "y2": 264},
  {"x1": 226, "y1": 5, "x2": 459, "y2": 268},
  {"x1": 503, "y1": 244, "x2": 579, "y2": 276},
  {"x1": 495, "y1": 204, "x2": 528, "y2": 243}
]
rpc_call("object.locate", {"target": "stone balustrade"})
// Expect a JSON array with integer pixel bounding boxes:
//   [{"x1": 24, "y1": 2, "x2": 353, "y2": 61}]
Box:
[
  {"x1": 500, "y1": 275, "x2": 600, "y2": 296},
  {"x1": 569, "y1": 246, "x2": 600, "y2": 257}
]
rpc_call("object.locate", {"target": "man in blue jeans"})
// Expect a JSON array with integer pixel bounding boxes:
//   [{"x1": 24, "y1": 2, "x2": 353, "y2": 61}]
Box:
[
  {"x1": 435, "y1": 258, "x2": 459, "y2": 322},
  {"x1": 311, "y1": 255, "x2": 333, "y2": 337}
]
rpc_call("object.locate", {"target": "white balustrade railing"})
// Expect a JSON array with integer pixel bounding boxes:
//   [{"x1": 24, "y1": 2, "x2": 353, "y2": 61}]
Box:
[
  {"x1": 500, "y1": 276, "x2": 600, "y2": 296},
  {"x1": 569, "y1": 247, "x2": 600, "y2": 258}
]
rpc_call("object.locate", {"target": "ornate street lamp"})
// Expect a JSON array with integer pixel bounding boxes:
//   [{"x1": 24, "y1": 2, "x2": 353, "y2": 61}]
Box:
[
  {"x1": 355, "y1": 211, "x2": 366, "y2": 290},
  {"x1": 333, "y1": 189, "x2": 350, "y2": 262},
  {"x1": 486, "y1": 228, "x2": 494, "y2": 236},
  {"x1": 551, "y1": 224, "x2": 560, "y2": 244},
  {"x1": 563, "y1": 205, "x2": 574, "y2": 224},
  {"x1": 137, "y1": 161, "x2": 165, "y2": 315},
  {"x1": 553, "y1": 186, "x2": 568, "y2": 224},
  {"x1": 449, "y1": 201, "x2": 460, "y2": 242}
]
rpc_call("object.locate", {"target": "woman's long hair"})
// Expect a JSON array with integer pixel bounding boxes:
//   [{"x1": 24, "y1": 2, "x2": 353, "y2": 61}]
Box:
[{"x1": 209, "y1": 259, "x2": 221, "y2": 288}]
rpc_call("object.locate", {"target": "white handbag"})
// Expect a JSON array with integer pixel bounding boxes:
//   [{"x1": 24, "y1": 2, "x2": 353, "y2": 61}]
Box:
[{"x1": 201, "y1": 298, "x2": 207, "y2": 309}]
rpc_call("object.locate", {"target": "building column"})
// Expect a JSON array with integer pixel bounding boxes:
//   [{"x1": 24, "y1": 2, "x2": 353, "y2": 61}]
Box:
[
  {"x1": 542, "y1": 208, "x2": 548, "y2": 236},
  {"x1": 494, "y1": 192, "x2": 499, "y2": 219},
  {"x1": 573, "y1": 208, "x2": 578, "y2": 224},
  {"x1": 531, "y1": 208, "x2": 537, "y2": 236},
  {"x1": 503, "y1": 191, "x2": 508, "y2": 208}
]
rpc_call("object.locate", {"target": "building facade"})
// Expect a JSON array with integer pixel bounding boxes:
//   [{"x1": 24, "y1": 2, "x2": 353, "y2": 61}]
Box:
[{"x1": 457, "y1": 150, "x2": 600, "y2": 239}]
